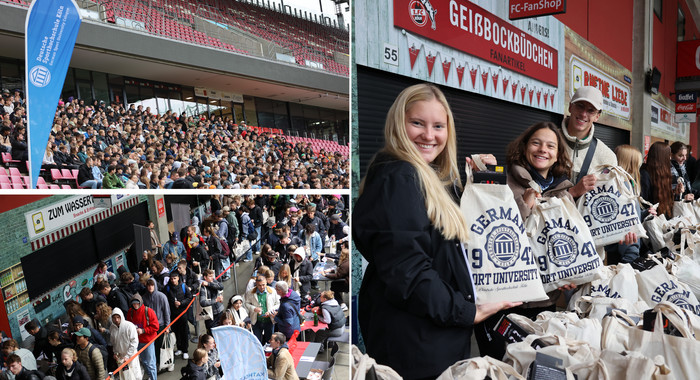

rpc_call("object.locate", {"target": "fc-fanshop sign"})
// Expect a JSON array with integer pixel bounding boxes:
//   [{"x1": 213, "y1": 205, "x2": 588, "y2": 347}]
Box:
[
  {"x1": 395, "y1": 0, "x2": 559, "y2": 86},
  {"x1": 509, "y1": 0, "x2": 566, "y2": 20}
]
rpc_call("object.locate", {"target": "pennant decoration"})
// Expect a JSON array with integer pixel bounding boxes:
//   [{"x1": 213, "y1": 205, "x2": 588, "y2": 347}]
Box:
[
  {"x1": 442, "y1": 58, "x2": 452, "y2": 81},
  {"x1": 481, "y1": 70, "x2": 489, "y2": 91},
  {"x1": 528, "y1": 88, "x2": 535, "y2": 104},
  {"x1": 405, "y1": 32, "x2": 424, "y2": 70},
  {"x1": 456, "y1": 64, "x2": 465, "y2": 86},
  {"x1": 426, "y1": 52, "x2": 436, "y2": 76},
  {"x1": 491, "y1": 68, "x2": 499, "y2": 93},
  {"x1": 536, "y1": 90, "x2": 542, "y2": 106},
  {"x1": 520, "y1": 85, "x2": 527, "y2": 103},
  {"x1": 511, "y1": 81, "x2": 518, "y2": 99},
  {"x1": 470, "y1": 66, "x2": 478, "y2": 89},
  {"x1": 550, "y1": 91, "x2": 556, "y2": 107},
  {"x1": 502, "y1": 76, "x2": 509, "y2": 96},
  {"x1": 543, "y1": 90, "x2": 549, "y2": 108}
]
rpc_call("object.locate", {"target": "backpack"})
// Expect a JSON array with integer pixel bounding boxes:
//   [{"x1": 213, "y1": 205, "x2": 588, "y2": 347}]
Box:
[
  {"x1": 226, "y1": 220, "x2": 238, "y2": 246},
  {"x1": 88, "y1": 343, "x2": 109, "y2": 372},
  {"x1": 246, "y1": 217, "x2": 257, "y2": 241},
  {"x1": 219, "y1": 238, "x2": 231, "y2": 257}
]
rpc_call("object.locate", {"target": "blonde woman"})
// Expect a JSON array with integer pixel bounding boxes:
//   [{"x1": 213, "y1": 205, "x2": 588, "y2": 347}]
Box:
[
  {"x1": 353, "y1": 83, "x2": 520, "y2": 379},
  {"x1": 609, "y1": 144, "x2": 645, "y2": 264}
]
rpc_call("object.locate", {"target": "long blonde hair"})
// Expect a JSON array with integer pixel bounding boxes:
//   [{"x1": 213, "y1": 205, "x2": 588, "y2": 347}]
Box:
[
  {"x1": 615, "y1": 144, "x2": 642, "y2": 196},
  {"x1": 361, "y1": 83, "x2": 469, "y2": 242}
]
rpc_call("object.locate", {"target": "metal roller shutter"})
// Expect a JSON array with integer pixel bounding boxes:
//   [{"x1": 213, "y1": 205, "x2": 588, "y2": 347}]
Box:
[{"x1": 357, "y1": 66, "x2": 629, "y2": 178}]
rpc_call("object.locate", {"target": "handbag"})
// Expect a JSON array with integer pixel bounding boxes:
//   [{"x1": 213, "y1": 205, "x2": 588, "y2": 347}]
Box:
[
  {"x1": 158, "y1": 332, "x2": 175, "y2": 371},
  {"x1": 436, "y1": 356, "x2": 525, "y2": 380},
  {"x1": 525, "y1": 196, "x2": 602, "y2": 292},
  {"x1": 601, "y1": 302, "x2": 700, "y2": 378},
  {"x1": 195, "y1": 284, "x2": 214, "y2": 321},
  {"x1": 460, "y1": 163, "x2": 548, "y2": 304},
  {"x1": 576, "y1": 166, "x2": 647, "y2": 247}
]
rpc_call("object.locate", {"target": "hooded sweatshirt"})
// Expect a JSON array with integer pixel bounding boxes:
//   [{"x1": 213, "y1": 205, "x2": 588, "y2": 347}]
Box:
[
  {"x1": 109, "y1": 308, "x2": 142, "y2": 377},
  {"x1": 141, "y1": 278, "x2": 171, "y2": 328},
  {"x1": 125, "y1": 293, "x2": 159, "y2": 343}
]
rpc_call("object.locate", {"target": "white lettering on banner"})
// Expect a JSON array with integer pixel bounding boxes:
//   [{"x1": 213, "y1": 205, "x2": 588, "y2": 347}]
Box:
[{"x1": 448, "y1": 1, "x2": 553, "y2": 70}]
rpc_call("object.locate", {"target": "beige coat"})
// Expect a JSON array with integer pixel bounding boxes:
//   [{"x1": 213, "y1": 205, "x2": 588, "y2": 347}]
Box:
[{"x1": 266, "y1": 347, "x2": 299, "y2": 380}]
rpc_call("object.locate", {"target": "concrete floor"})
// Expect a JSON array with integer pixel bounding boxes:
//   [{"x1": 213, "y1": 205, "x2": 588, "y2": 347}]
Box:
[{"x1": 147, "y1": 256, "x2": 350, "y2": 380}]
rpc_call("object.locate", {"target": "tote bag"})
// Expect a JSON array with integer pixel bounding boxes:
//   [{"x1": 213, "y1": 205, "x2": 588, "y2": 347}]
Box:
[
  {"x1": 601, "y1": 302, "x2": 700, "y2": 379},
  {"x1": 526, "y1": 196, "x2": 602, "y2": 292},
  {"x1": 576, "y1": 166, "x2": 647, "y2": 246},
  {"x1": 437, "y1": 356, "x2": 525, "y2": 380},
  {"x1": 504, "y1": 334, "x2": 600, "y2": 376},
  {"x1": 461, "y1": 165, "x2": 547, "y2": 304},
  {"x1": 158, "y1": 332, "x2": 175, "y2": 371},
  {"x1": 565, "y1": 349, "x2": 672, "y2": 380},
  {"x1": 636, "y1": 264, "x2": 700, "y2": 316},
  {"x1": 673, "y1": 200, "x2": 699, "y2": 225},
  {"x1": 195, "y1": 284, "x2": 214, "y2": 321}
]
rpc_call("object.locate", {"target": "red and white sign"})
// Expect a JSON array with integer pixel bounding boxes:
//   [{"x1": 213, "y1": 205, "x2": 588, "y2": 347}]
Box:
[
  {"x1": 157, "y1": 198, "x2": 165, "y2": 218},
  {"x1": 644, "y1": 136, "x2": 650, "y2": 157},
  {"x1": 394, "y1": 0, "x2": 558, "y2": 86},
  {"x1": 676, "y1": 102, "x2": 697, "y2": 113},
  {"x1": 677, "y1": 40, "x2": 700, "y2": 78},
  {"x1": 570, "y1": 55, "x2": 631, "y2": 120},
  {"x1": 509, "y1": 0, "x2": 566, "y2": 20}
]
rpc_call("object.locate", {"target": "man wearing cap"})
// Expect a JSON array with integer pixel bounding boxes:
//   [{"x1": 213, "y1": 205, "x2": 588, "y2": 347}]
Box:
[
  {"x1": 126, "y1": 293, "x2": 159, "y2": 380},
  {"x1": 71, "y1": 316, "x2": 107, "y2": 347},
  {"x1": 163, "y1": 232, "x2": 185, "y2": 263},
  {"x1": 74, "y1": 327, "x2": 106, "y2": 380},
  {"x1": 327, "y1": 214, "x2": 348, "y2": 253},
  {"x1": 560, "y1": 85, "x2": 618, "y2": 198}
]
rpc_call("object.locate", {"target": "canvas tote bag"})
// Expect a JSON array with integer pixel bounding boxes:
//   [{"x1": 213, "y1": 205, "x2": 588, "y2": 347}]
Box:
[
  {"x1": 436, "y1": 356, "x2": 525, "y2": 380},
  {"x1": 636, "y1": 263, "x2": 700, "y2": 316},
  {"x1": 602, "y1": 302, "x2": 700, "y2": 379},
  {"x1": 565, "y1": 349, "x2": 672, "y2": 380},
  {"x1": 576, "y1": 166, "x2": 647, "y2": 246},
  {"x1": 461, "y1": 163, "x2": 547, "y2": 304},
  {"x1": 526, "y1": 196, "x2": 602, "y2": 292},
  {"x1": 504, "y1": 334, "x2": 600, "y2": 376}
]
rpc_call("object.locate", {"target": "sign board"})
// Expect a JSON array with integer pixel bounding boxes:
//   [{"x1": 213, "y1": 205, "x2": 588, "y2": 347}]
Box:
[
  {"x1": 157, "y1": 198, "x2": 165, "y2": 218},
  {"x1": 24, "y1": 195, "x2": 134, "y2": 240},
  {"x1": 675, "y1": 112, "x2": 696, "y2": 123},
  {"x1": 651, "y1": 99, "x2": 687, "y2": 142},
  {"x1": 509, "y1": 0, "x2": 566, "y2": 20},
  {"x1": 677, "y1": 40, "x2": 700, "y2": 78},
  {"x1": 569, "y1": 55, "x2": 631, "y2": 120},
  {"x1": 394, "y1": 0, "x2": 559, "y2": 86}
]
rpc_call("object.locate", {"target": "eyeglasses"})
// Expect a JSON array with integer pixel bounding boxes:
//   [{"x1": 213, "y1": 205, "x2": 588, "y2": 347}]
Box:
[{"x1": 573, "y1": 102, "x2": 600, "y2": 116}]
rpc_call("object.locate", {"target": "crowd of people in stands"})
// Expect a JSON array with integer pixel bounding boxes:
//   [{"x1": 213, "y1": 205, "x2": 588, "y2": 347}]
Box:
[
  {"x1": 0, "y1": 90, "x2": 349, "y2": 190},
  {"x1": 0, "y1": 194, "x2": 348, "y2": 380}
]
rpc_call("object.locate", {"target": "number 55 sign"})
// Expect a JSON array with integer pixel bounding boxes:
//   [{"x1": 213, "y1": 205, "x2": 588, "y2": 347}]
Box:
[{"x1": 383, "y1": 42, "x2": 399, "y2": 66}]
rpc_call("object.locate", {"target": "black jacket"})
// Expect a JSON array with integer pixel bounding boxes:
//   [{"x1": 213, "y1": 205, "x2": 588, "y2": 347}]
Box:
[
  {"x1": 56, "y1": 361, "x2": 90, "y2": 380},
  {"x1": 180, "y1": 361, "x2": 206, "y2": 380},
  {"x1": 353, "y1": 154, "x2": 477, "y2": 380},
  {"x1": 165, "y1": 281, "x2": 193, "y2": 315}
]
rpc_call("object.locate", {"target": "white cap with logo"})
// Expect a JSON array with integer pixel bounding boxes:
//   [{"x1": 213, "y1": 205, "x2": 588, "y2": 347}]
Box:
[{"x1": 571, "y1": 86, "x2": 604, "y2": 111}]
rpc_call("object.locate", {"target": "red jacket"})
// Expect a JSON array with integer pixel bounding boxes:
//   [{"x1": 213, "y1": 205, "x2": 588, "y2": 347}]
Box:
[{"x1": 126, "y1": 305, "x2": 159, "y2": 343}]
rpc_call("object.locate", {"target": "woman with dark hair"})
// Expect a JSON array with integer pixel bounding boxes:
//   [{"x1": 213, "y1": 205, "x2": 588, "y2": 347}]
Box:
[
  {"x1": 505, "y1": 122, "x2": 574, "y2": 219},
  {"x1": 641, "y1": 141, "x2": 676, "y2": 217},
  {"x1": 670, "y1": 141, "x2": 699, "y2": 201}
]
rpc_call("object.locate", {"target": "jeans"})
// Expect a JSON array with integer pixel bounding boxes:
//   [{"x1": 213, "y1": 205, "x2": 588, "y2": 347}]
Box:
[
  {"x1": 254, "y1": 226, "x2": 261, "y2": 252},
  {"x1": 138, "y1": 341, "x2": 157, "y2": 380},
  {"x1": 80, "y1": 180, "x2": 102, "y2": 189},
  {"x1": 219, "y1": 257, "x2": 231, "y2": 280},
  {"x1": 246, "y1": 241, "x2": 254, "y2": 261},
  {"x1": 252, "y1": 318, "x2": 273, "y2": 345}
]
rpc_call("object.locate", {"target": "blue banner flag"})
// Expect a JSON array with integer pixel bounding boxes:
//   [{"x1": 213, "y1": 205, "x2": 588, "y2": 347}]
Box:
[
  {"x1": 211, "y1": 326, "x2": 268, "y2": 380},
  {"x1": 25, "y1": 0, "x2": 81, "y2": 189}
]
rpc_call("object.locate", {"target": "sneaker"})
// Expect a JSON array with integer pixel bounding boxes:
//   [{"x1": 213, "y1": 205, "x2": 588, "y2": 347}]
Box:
[
  {"x1": 341, "y1": 303, "x2": 348, "y2": 311},
  {"x1": 174, "y1": 350, "x2": 183, "y2": 356},
  {"x1": 168, "y1": 365, "x2": 175, "y2": 372},
  {"x1": 183, "y1": 353, "x2": 189, "y2": 360}
]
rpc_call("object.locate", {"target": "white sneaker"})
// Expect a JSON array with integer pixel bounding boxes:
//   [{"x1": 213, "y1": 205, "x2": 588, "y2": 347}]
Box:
[
  {"x1": 183, "y1": 353, "x2": 189, "y2": 360},
  {"x1": 168, "y1": 365, "x2": 175, "y2": 372},
  {"x1": 174, "y1": 350, "x2": 183, "y2": 356}
]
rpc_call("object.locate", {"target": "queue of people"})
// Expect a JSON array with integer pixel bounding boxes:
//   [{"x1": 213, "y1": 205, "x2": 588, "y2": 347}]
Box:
[
  {"x1": 353, "y1": 83, "x2": 698, "y2": 379},
  {"x1": 0, "y1": 193, "x2": 348, "y2": 380}
]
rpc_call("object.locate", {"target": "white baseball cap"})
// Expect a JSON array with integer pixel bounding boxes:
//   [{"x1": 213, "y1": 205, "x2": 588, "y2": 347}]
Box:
[{"x1": 571, "y1": 86, "x2": 604, "y2": 111}]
